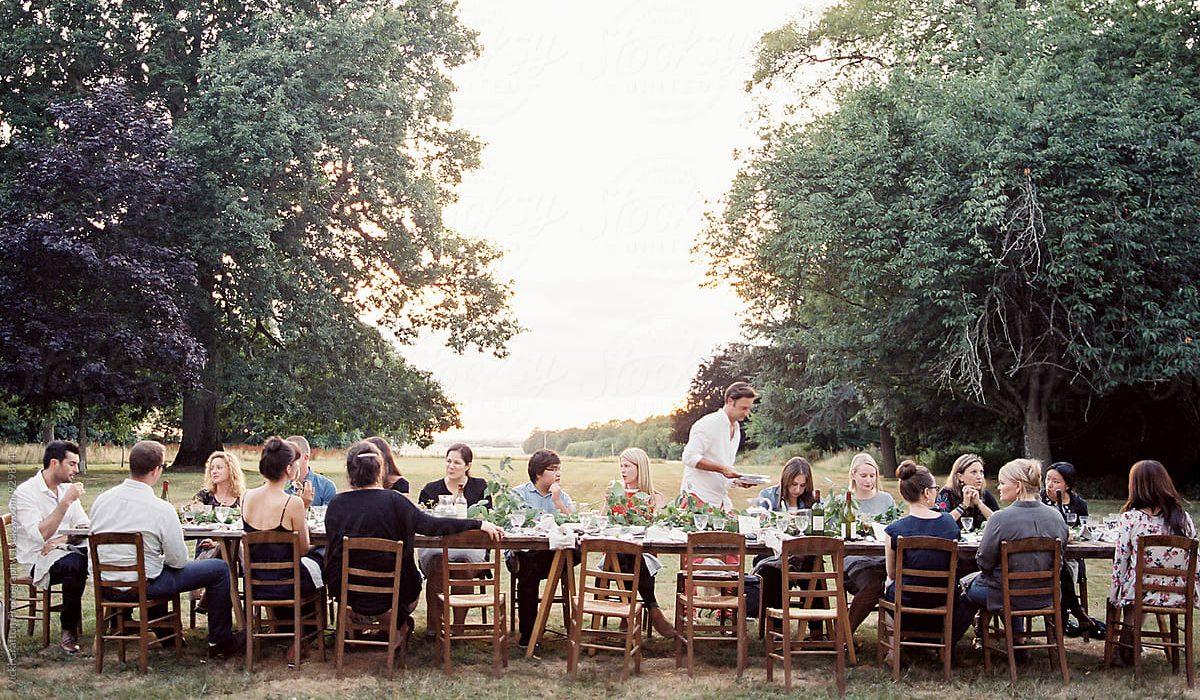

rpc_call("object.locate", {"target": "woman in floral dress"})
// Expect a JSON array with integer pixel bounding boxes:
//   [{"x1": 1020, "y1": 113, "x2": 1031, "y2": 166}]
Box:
[{"x1": 1109, "y1": 459, "x2": 1200, "y2": 660}]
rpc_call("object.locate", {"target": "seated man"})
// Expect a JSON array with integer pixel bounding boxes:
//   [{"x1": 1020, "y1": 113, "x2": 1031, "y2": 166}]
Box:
[
  {"x1": 283, "y1": 435, "x2": 337, "y2": 507},
  {"x1": 509, "y1": 449, "x2": 575, "y2": 648},
  {"x1": 8, "y1": 440, "x2": 91, "y2": 652},
  {"x1": 89, "y1": 440, "x2": 241, "y2": 658}
]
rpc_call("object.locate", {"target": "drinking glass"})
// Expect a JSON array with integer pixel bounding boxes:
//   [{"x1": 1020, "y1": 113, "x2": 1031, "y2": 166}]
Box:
[
  {"x1": 712, "y1": 516, "x2": 727, "y2": 532},
  {"x1": 1104, "y1": 514, "x2": 1119, "y2": 529},
  {"x1": 508, "y1": 511, "x2": 526, "y2": 531},
  {"x1": 594, "y1": 514, "x2": 609, "y2": 531},
  {"x1": 960, "y1": 516, "x2": 975, "y2": 532},
  {"x1": 1066, "y1": 511, "x2": 1079, "y2": 526},
  {"x1": 793, "y1": 511, "x2": 811, "y2": 535},
  {"x1": 1079, "y1": 515, "x2": 1090, "y2": 528},
  {"x1": 693, "y1": 513, "x2": 710, "y2": 531},
  {"x1": 215, "y1": 506, "x2": 232, "y2": 525}
]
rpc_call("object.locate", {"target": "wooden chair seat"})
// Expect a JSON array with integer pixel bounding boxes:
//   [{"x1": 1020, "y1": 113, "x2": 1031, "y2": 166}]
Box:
[
  {"x1": 568, "y1": 538, "x2": 644, "y2": 681},
  {"x1": 1104, "y1": 534, "x2": 1197, "y2": 689},
  {"x1": 89, "y1": 532, "x2": 183, "y2": 673},
  {"x1": 674, "y1": 532, "x2": 747, "y2": 679},
  {"x1": 980, "y1": 537, "x2": 1069, "y2": 686},
  {"x1": 436, "y1": 530, "x2": 508, "y2": 676},
  {"x1": 767, "y1": 606, "x2": 839, "y2": 621},
  {"x1": 334, "y1": 537, "x2": 407, "y2": 677}
]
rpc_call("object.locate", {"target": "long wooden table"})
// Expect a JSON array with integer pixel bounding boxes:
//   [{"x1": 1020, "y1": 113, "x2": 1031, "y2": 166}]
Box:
[{"x1": 64, "y1": 526, "x2": 1115, "y2": 656}]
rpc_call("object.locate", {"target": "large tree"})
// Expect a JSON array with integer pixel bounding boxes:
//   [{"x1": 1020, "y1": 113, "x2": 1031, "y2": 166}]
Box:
[
  {"x1": 704, "y1": 0, "x2": 1200, "y2": 465},
  {"x1": 0, "y1": 86, "x2": 205, "y2": 465},
  {"x1": 1, "y1": 0, "x2": 520, "y2": 464}
]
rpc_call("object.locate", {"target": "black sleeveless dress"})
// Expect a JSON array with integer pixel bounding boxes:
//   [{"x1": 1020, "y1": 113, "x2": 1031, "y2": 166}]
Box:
[{"x1": 243, "y1": 496, "x2": 318, "y2": 598}]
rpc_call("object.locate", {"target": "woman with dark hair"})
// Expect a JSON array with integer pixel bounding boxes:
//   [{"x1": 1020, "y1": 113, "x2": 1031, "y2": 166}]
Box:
[
  {"x1": 366, "y1": 436, "x2": 410, "y2": 495},
  {"x1": 322, "y1": 441, "x2": 503, "y2": 640},
  {"x1": 416, "y1": 443, "x2": 493, "y2": 639},
  {"x1": 1041, "y1": 462, "x2": 1104, "y2": 638},
  {"x1": 241, "y1": 436, "x2": 323, "y2": 664},
  {"x1": 756, "y1": 457, "x2": 816, "y2": 512}
]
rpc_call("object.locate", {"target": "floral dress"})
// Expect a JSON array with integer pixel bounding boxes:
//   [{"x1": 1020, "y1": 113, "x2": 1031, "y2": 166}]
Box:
[{"x1": 1109, "y1": 509, "x2": 1200, "y2": 608}]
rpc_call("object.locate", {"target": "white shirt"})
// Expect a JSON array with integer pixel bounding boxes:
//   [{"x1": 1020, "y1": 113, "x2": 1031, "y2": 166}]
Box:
[
  {"x1": 680, "y1": 409, "x2": 741, "y2": 509},
  {"x1": 8, "y1": 472, "x2": 90, "y2": 587},
  {"x1": 89, "y1": 479, "x2": 189, "y2": 582}
]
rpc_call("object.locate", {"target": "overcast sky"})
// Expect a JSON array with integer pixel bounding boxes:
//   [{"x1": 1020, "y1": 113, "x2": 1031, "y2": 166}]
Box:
[{"x1": 402, "y1": 1, "x2": 816, "y2": 443}]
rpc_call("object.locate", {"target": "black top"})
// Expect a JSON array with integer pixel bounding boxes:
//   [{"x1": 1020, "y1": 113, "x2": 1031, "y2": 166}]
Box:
[
  {"x1": 884, "y1": 512, "x2": 962, "y2": 608},
  {"x1": 934, "y1": 487, "x2": 999, "y2": 531},
  {"x1": 1040, "y1": 490, "x2": 1089, "y2": 520},
  {"x1": 242, "y1": 496, "x2": 297, "y2": 599},
  {"x1": 417, "y1": 476, "x2": 492, "y2": 509},
  {"x1": 194, "y1": 489, "x2": 241, "y2": 507},
  {"x1": 323, "y1": 488, "x2": 481, "y2": 616},
  {"x1": 389, "y1": 477, "x2": 410, "y2": 495}
]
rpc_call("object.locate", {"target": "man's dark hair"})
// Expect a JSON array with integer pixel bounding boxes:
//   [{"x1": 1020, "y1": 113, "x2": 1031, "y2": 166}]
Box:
[
  {"x1": 129, "y1": 440, "x2": 166, "y2": 478},
  {"x1": 527, "y1": 449, "x2": 561, "y2": 483},
  {"x1": 42, "y1": 440, "x2": 80, "y2": 470},
  {"x1": 724, "y1": 381, "x2": 758, "y2": 403}
]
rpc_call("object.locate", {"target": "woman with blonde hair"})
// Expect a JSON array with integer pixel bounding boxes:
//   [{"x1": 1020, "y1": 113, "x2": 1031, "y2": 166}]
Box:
[
  {"x1": 844, "y1": 453, "x2": 895, "y2": 633},
  {"x1": 848, "y1": 452, "x2": 896, "y2": 517},
  {"x1": 964, "y1": 459, "x2": 1068, "y2": 631},
  {"x1": 194, "y1": 450, "x2": 247, "y2": 507},
  {"x1": 609, "y1": 447, "x2": 675, "y2": 637},
  {"x1": 935, "y1": 453, "x2": 998, "y2": 531}
]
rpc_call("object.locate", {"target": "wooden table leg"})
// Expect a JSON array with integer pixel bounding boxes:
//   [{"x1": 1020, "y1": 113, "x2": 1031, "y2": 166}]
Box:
[
  {"x1": 219, "y1": 539, "x2": 244, "y2": 629},
  {"x1": 526, "y1": 549, "x2": 568, "y2": 658}
]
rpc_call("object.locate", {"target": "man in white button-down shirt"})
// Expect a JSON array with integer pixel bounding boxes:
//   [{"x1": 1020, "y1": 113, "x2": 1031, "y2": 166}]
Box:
[
  {"x1": 680, "y1": 382, "x2": 758, "y2": 510},
  {"x1": 8, "y1": 440, "x2": 90, "y2": 652},
  {"x1": 89, "y1": 440, "x2": 241, "y2": 658}
]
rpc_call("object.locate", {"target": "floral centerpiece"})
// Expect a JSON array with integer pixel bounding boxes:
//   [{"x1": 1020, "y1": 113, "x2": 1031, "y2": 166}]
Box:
[{"x1": 605, "y1": 480, "x2": 656, "y2": 526}]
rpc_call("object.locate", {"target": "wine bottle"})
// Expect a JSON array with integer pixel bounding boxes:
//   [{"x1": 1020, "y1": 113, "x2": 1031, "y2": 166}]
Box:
[
  {"x1": 453, "y1": 486, "x2": 468, "y2": 518},
  {"x1": 844, "y1": 491, "x2": 855, "y2": 541},
  {"x1": 160, "y1": 480, "x2": 170, "y2": 501},
  {"x1": 811, "y1": 490, "x2": 825, "y2": 534}
]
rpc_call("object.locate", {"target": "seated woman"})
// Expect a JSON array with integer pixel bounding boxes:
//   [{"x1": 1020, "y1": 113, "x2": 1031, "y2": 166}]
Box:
[
  {"x1": 964, "y1": 459, "x2": 1068, "y2": 637},
  {"x1": 883, "y1": 461, "x2": 972, "y2": 644},
  {"x1": 1109, "y1": 459, "x2": 1200, "y2": 662},
  {"x1": 1042, "y1": 461, "x2": 1104, "y2": 638},
  {"x1": 416, "y1": 443, "x2": 493, "y2": 639},
  {"x1": 607, "y1": 447, "x2": 676, "y2": 638},
  {"x1": 754, "y1": 458, "x2": 823, "y2": 635},
  {"x1": 190, "y1": 451, "x2": 247, "y2": 611},
  {"x1": 323, "y1": 441, "x2": 502, "y2": 642},
  {"x1": 241, "y1": 437, "x2": 321, "y2": 663},
  {"x1": 935, "y1": 453, "x2": 999, "y2": 533},
  {"x1": 844, "y1": 453, "x2": 896, "y2": 632},
  {"x1": 368, "y1": 435, "x2": 410, "y2": 495}
]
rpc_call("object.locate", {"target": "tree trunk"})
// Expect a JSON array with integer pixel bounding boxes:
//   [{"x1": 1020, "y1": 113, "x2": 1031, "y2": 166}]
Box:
[
  {"x1": 76, "y1": 403, "x2": 88, "y2": 473},
  {"x1": 40, "y1": 419, "x2": 55, "y2": 443},
  {"x1": 173, "y1": 388, "x2": 222, "y2": 468},
  {"x1": 1021, "y1": 370, "x2": 1054, "y2": 465},
  {"x1": 879, "y1": 424, "x2": 899, "y2": 478}
]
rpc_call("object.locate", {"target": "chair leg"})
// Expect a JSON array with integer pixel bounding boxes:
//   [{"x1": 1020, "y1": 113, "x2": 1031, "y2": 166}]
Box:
[
  {"x1": 1167, "y1": 614, "x2": 1180, "y2": 673},
  {"x1": 40, "y1": 589, "x2": 51, "y2": 648},
  {"x1": 1003, "y1": 612, "x2": 1017, "y2": 686},
  {"x1": 1133, "y1": 607, "x2": 1143, "y2": 683},
  {"x1": 736, "y1": 603, "x2": 746, "y2": 679},
  {"x1": 782, "y1": 616, "x2": 793, "y2": 691},
  {"x1": 1054, "y1": 612, "x2": 1069, "y2": 685},
  {"x1": 1102, "y1": 601, "x2": 1117, "y2": 667},
  {"x1": 137, "y1": 603, "x2": 150, "y2": 674},
  {"x1": 673, "y1": 594, "x2": 683, "y2": 669},
  {"x1": 685, "y1": 603, "x2": 695, "y2": 678},
  {"x1": 835, "y1": 616, "x2": 847, "y2": 697},
  {"x1": 335, "y1": 603, "x2": 347, "y2": 674},
  {"x1": 318, "y1": 596, "x2": 328, "y2": 662},
  {"x1": 981, "y1": 609, "x2": 992, "y2": 672},
  {"x1": 94, "y1": 609, "x2": 105, "y2": 673},
  {"x1": 1186, "y1": 609, "x2": 1195, "y2": 689},
  {"x1": 173, "y1": 597, "x2": 183, "y2": 659},
  {"x1": 26, "y1": 587, "x2": 35, "y2": 637},
  {"x1": 246, "y1": 605, "x2": 255, "y2": 672}
]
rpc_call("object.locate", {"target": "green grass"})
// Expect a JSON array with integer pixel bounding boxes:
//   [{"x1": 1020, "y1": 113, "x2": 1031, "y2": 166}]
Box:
[{"x1": 0, "y1": 453, "x2": 1197, "y2": 699}]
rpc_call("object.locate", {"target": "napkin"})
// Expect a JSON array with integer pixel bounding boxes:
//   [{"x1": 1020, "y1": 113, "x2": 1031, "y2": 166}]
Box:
[
  {"x1": 738, "y1": 515, "x2": 761, "y2": 536},
  {"x1": 759, "y1": 528, "x2": 785, "y2": 558},
  {"x1": 547, "y1": 528, "x2": 577, "y2": 550}
]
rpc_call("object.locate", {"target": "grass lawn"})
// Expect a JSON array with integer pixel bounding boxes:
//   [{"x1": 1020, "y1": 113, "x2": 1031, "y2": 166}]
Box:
[{"x1": 0, "y1": 451, "x2": 1196, "y2": 699}]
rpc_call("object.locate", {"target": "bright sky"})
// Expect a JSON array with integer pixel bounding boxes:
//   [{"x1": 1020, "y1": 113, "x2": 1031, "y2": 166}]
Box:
[{"x1": 403, "y1": 1, "x2": 815, "y2": 444}]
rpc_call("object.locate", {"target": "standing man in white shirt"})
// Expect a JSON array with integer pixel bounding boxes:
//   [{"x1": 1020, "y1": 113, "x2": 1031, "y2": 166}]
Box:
[
  {"x1": 680, "y1": 382, "x2": 759, "y2": 510},
  {"x1": 89, "y1": 440, "x2": 242, "y2": 658},
  {"x1": 8, "y1": 440, "x2": 90, "y2": 652}
]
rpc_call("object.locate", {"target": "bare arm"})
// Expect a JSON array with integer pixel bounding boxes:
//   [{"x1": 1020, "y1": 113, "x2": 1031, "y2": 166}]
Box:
[
  {"x1": 287, "y1": 497, "x2": 310, "y2": 552},
  {"x1": 884, "y1": 534, "x2": 896, "y2": 580}
]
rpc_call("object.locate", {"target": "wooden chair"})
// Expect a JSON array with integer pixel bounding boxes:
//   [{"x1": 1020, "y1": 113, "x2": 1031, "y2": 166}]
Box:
[
  {"x1": 0, "y1": 513, "x2": 60, "y2": 647},
  {"x1": 673, "y1": 531, "x2": 747, "y2": 678},
  {"x1": 240, "y1": 530, "x2": 327, "y2": 671},
  {"x1": 88, "y1": 532, "x2": 183, "y2": 673},
  {"x1": 567, "y1": 538, "x2": 643, "y2": 680},
  {"x1": 979, "y1": 538, "x2": 1069, "y2": 685},
  {"x1": 334, "y1": 537, "x2": 406, "y2": 677},
  {"x1": 436, "y1": 530, "x2": 507, "y2": 676},
  {"x1": 1104, "y1": 534, "x2": 1197, "y2": 688},
  {"x1": 765, "y1": 536, "x2": 849, "y2": 695},
  {"x1": 876, "y1": 535, "x2": 958, "y2": 682}
]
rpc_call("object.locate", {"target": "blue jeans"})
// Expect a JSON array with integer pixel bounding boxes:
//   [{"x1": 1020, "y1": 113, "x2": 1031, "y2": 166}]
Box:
[
  {"x1": 965, "y1": 577, "x2": 1024, "y2": 634},
  {"x1": 147, "y1": 559, "x2": 233, "y2": 645}
]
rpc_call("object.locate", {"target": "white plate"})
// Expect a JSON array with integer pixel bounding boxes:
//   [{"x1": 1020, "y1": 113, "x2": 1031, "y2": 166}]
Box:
[{"x1": 736, "y1": 474, "x2": 769, "y2": 484}]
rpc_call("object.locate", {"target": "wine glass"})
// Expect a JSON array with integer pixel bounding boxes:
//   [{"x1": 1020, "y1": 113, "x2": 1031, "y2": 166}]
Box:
[
  {"x1": 712, "y1": 516, "x2": 727, "y2": 532},
  {"x1": 215, "y1": 506, "x2": 232, "y2": 525},
  {"x1": 693, "y1": 513, "x2": 710, "y2": 531},
  {"x1": 1065, "y1": 511, "x2": 1079, "y2": 526},
  {"x1": 793, "y1": 511, "x2": 811, "y2": 535},
  {"x1": 961, "y1": 516, "x2": 975, "y2": 532},
  {"x1": 508, "y1": 510, "x2": 526, "y2": 531}
]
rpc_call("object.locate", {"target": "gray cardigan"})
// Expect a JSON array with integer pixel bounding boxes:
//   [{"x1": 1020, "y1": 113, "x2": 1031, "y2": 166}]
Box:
[{"x1": 975, "y1": 500, "x2": 1069, "y2": 611}]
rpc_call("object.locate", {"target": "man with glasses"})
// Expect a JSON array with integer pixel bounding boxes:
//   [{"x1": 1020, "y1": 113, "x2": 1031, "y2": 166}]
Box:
[
  {"x1": 8, "y1": 440, "x2": 90, "y2": 652},
  {"x1": 90, "y1": 440, "x2": 242, "y2": 658},
  {"x1": 508, "y1": 449, "x2": 575, "y2": 649}
]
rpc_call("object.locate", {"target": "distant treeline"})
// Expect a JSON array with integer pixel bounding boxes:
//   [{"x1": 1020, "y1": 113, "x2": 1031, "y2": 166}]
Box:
[{"x1": 522, "y1": 416, "x2": 682, "y2": 460}]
